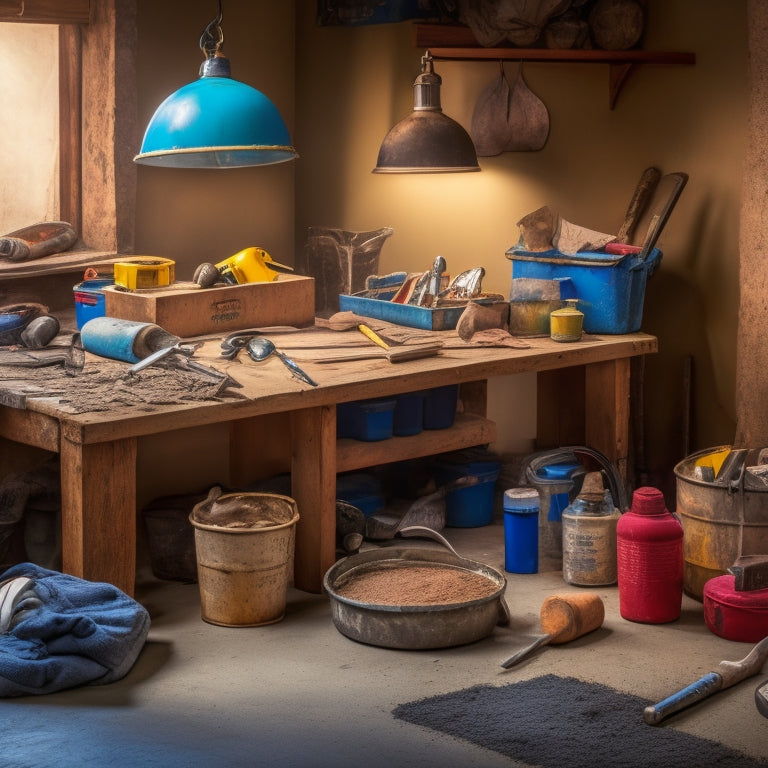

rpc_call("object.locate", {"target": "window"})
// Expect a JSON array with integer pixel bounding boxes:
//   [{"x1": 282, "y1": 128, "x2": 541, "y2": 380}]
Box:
[
  {"x1": 0, "y1": 23, "x2": 59, "y2": 234},
  {"x1": 0, "y1": 1, "x2": 133, "y2": 263}
]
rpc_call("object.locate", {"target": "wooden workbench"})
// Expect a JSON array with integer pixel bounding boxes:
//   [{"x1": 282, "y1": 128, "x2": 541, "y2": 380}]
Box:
[{"x1": 0, "y1": 329, "x2": 657, "y2": 597}]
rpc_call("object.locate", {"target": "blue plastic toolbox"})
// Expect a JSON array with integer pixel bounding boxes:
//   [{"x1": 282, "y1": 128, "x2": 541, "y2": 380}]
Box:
[{"x1": 505, "y1": 247, "x2": 662, "y2": 334}]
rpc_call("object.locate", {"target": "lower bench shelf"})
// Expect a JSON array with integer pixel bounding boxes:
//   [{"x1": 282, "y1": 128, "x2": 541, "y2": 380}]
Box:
[{"x1": 335, "y1": 412, "x2": 497, "y2": 473}]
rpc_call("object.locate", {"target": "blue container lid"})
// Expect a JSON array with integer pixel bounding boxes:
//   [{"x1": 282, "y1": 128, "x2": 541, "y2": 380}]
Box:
[
  {"x1": 538, "y1": 461, "x2": 582, "y2": 479},
  {"x1": 74, "y1": 278, "x2": 115, "y2": 292},
  {"x1": 504, "y1": 487, "x2": 540, "y2": 512}
]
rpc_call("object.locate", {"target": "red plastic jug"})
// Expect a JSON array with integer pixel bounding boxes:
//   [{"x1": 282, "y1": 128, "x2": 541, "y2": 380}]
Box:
[{"x1": 617, "y1": 486, "x2": 684, "y2": 623}]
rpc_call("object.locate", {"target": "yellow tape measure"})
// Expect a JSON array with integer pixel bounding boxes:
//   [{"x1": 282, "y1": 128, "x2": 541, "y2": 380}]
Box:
[{"x1": 113, "y1": 257, "x2": 176, "y2": 290}]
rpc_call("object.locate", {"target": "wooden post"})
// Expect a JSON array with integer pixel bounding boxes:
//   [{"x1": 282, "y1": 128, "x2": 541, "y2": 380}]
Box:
[
  {"x1": 290, "y1": 405, "x2": 337, "y2": 593},
  {"x1": 585, "y1": 358, "x2": 630, "y2": 486},
  {"x1": 60, "y1": 425, "x2": 137, "y2": 596}
]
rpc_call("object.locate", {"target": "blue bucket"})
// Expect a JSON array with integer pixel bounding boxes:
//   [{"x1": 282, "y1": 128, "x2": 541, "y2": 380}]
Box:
[
  {"x1": 433, "y1": 458, "x2": 500, "y2": 527},
  {"x1": 73, "y1": 278, "x2": 114, "y2": 330}
]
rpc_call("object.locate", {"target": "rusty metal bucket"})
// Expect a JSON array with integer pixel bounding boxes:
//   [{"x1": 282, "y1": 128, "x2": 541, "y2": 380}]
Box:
[
  {"x1": 675, "y1": 446, "x2": 768, "y2": 600},
  {"x1": 190, "y1": 490, "x2": 299, "y2": 627}
]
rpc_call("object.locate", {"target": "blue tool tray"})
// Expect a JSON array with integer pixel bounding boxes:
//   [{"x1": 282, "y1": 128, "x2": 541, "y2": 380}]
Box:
[{"x1": 338, "y1": 294, "x2": 506, "y2": 331}]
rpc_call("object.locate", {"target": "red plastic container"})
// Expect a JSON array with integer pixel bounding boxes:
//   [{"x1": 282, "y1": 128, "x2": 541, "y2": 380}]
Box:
[
  {"x1": 703, "y1": 575, "x2": 768, "y2": 642},
  {"x1": 617, "y1": 486, "x2": 684, "y2": 623}
]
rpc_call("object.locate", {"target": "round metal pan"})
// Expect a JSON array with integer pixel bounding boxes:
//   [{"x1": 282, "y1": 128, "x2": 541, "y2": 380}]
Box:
[{"x1": 323, "y1": 539, "x2": 509, "y2": 650}]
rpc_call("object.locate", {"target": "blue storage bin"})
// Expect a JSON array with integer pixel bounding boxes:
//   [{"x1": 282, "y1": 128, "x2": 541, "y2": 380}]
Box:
[
  {"x1": 505, "y1": 247, "x2": 662, "y2": 334},
  {"x1": 433, "y1": 458, "x2": 500, "y2": 528},
  {"x1": 336, "y1": 473, "x2": 385, "y2": 517},
  {"x1": 393, "y1": 391, "x2": 425, "y2": 436},
  {"x1": 336, "y1": 402, "x2": 356, "y2": 439},
  {"x1": 423, "y1": 384, "x2": 458, "y2": 430},
  {"x1": 73, "y1": 278, "x2": 114, "y2": 330},
  {"x1": 336, "y1": 398, "x2": 396, "y2": 441}
]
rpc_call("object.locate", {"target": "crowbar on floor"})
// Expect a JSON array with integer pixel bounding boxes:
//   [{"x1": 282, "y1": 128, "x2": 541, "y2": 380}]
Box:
[{"x1": 643, "y1": 635, "x2": 768, "y2": 725}]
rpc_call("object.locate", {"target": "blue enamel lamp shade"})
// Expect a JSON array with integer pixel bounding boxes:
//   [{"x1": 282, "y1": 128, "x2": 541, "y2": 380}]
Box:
[{"x1": 134, "y1": 56, "x2": 298, "y2": 169}]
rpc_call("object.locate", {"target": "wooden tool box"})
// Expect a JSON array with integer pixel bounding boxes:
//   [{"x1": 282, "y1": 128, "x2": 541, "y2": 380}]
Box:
[{"x1": 103, "y1": 275, "x2": 315, "y2": 337}]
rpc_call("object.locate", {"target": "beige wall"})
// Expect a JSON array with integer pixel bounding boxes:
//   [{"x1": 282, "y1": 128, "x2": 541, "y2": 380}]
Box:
[
  {"x1": 133, "y1": 0, "x2": 296, "y2": 280},
  {"x1": 132, "y1": 0, "x2": 298, "y2": 505},
  {"x1": 294, "y1": 0, "x2": 748, "y2": 495},
  {"x1": 131, "y1": 1, "x2": 747, "y2": 502}
]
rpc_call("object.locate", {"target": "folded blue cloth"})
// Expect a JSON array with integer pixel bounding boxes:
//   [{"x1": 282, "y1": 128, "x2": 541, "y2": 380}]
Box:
[{"x1": 0, "y1": 563, "x2": 150, "y2": 697}]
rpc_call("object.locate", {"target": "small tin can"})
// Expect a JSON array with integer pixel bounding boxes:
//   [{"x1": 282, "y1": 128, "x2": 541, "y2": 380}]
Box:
[{"x1": 550, "y1": 299, "x2": 584, "y2": 342}]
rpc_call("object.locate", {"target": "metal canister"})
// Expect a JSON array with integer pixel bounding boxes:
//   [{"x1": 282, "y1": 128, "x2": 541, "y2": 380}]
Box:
[
  {"x1": 79, "y1": 317, "x2": 180, "y2": 363},
  {"x1": 550, "y1": 299, "x2": 584, "y2": 342},
  {"x1": 562, "y1": 472, "x2": 621, "y2": 586}
]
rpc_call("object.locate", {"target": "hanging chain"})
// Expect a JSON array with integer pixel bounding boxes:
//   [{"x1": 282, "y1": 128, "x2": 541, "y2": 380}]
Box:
[{"x1": 199, "y1": 0, "x2": 224, "y2": 58}]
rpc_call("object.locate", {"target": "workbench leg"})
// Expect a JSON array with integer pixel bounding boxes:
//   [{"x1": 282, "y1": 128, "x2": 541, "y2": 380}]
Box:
[
  {"x1": 459, "y1": 380, "x2": 487, "y2": 417},
  {"x1": 290, "y1": 405, "x2": 337, "y2": 593},
  {"x1": 584, "y1": 358, "x2": 631, "y2": 486},
  {"x1": 60, "y1": 433, "x2": 137, "y2": 597}
]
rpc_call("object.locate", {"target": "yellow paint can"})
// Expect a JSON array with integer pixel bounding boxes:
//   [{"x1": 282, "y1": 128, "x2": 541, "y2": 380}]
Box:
[{"x1": 550, "y1": 299, "x2": 584, "y2": 342}]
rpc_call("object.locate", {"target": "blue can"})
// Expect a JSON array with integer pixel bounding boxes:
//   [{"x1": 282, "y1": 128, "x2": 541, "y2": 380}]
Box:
[
  {"x1": 503, "y1": 487, "x2": 540, "y2": 574},
  {"x1": 73, "y1": 278, "x2": 114, "y2": 330}
]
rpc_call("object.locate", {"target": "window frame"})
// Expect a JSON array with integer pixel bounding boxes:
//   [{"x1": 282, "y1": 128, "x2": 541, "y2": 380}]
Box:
[{"x1": 0, "y1": 0, "x2": 135, "y2": 270}]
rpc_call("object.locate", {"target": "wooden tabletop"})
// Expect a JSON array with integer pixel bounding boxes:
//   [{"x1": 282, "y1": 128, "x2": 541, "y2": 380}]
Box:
[{"x1": 0, "y1": 328, "x2": 657, "y2": 450}]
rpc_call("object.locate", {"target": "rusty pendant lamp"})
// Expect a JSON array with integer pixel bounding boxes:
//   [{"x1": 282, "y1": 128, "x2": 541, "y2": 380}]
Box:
[
  {"x1": 134, "y1": 1, "x2": 297, "y2": 169},
  {"x1": 373, "y1": 50, "x2": 479, "y2": 174}
]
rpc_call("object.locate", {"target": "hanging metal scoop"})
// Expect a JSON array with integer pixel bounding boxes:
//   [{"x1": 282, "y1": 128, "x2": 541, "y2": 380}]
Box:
[{"x1": 470, "y1": 62, "x2": 549, "y2": 156}]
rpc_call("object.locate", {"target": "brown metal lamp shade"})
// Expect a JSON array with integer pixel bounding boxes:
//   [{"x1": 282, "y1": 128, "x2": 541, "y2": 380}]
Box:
[{"x1": 373, "y1": 51, "x2": 480, "y2": 174}]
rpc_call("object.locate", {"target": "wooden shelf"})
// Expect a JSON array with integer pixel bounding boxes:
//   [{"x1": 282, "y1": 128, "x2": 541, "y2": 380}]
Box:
[
  {"x1": 0, "y1": 250, "x2": 119, "y2": 281},
  {"x1": 336, "y1": 412, "x2": 497, "y2": 474},
  {"x1": 414, "y1": 24, "x2": 695, "y2": 109}
]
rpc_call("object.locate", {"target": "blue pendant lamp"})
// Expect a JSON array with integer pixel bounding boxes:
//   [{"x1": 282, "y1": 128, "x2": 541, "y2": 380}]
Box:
[
  {"x1": 373, "y1": 50, "x2": 479, "y2": 174},
  {"x1": 134, "y1": 2, "x2": 297, "y2": 169}
]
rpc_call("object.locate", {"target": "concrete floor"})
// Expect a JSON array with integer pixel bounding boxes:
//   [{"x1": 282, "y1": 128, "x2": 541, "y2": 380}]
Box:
[{"x1": 3, "y1": 519, "x2": 768, "y2": 768}]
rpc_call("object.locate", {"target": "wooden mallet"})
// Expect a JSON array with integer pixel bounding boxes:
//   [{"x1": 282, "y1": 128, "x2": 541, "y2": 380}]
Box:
[{"x1": 500, "y1": 592, "x2": 605, "y2": 669}]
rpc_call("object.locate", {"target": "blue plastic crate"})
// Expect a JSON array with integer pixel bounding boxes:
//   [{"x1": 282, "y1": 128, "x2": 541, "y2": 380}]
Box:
[
  {"x1": 336, "y1": 398, "x2": 396, "y2": 441},
  {"x1": 423, "y1": 385, "x2": 458, "y2": 430},
  {"x1": 393, "y1": 391, "x2": 425, "y2": 436},
  {"x1": 505, "y1": 247, "x2": 662, "y2": 334}
]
